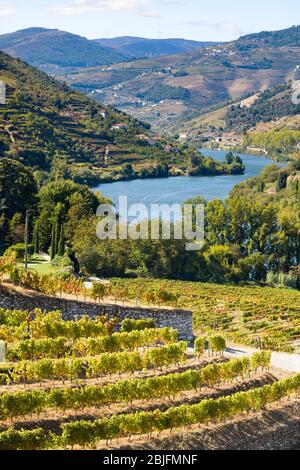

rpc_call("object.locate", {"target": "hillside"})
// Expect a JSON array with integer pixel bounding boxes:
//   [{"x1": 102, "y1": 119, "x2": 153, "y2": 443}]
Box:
[
  {"x1": 0, "y1": 28, "x2": 127, "y2": 71},
  {"x1": 60, "y1": 25, "x2": 300, "y2": 132},
  {"x1": 94, "y1": 36, "x2": 219, "y2": 59},
  {"x1": 0, "y1": 51, "x2": 242, "y2": 186},
  {"x1": 176, "y1": 80, "x2": 300, "y2": 159},
  {"x1": 225, "y1": 81, "x2": 300, "y2": 132},
  {"x1": 234, "y1": 24, "x2": 300, "y2": 49},
  {"x1": 0, "y1": 50, "x2": 197, "y2": 185}
]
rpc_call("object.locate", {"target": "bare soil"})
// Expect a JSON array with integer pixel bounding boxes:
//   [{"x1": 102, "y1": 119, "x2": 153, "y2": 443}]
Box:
[
  {"x1": 0, "y1": 371, "x2": 281, "y2": 434},
  {"x1": 100, "y1": 397, "x2": 300, "y2": 450}
]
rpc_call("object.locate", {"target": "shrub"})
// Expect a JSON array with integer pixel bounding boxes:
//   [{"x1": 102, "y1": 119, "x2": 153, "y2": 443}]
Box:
[
  {"x1": 121, "y1": 319, "x2": 155, "y2": 333},
  {"x1": 194, "y1": 337, "x2": 206, "y2": 357},
  {"x1": 5, "y1": 243, "x2": 34, "y2": 261}
]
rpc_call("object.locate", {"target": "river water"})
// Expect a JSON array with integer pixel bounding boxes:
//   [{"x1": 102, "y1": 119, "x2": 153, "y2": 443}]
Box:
[{"x1": 94, "y1": 150, "x2": 280, "y2": 211}]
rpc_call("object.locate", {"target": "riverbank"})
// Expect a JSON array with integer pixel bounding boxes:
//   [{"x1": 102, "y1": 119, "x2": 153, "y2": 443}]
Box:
[
  {"x1": 201, "y1": 143, "x2": 291, "y2": 163},
  {"x1": 93, "y1": 151, "x2": 280, "y2": 208}
]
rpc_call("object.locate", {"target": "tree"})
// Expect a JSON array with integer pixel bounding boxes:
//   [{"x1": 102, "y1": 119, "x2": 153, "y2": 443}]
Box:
[
  {"x1": 33, "y1": 224, "x2": 40, "y2": 254},
  {"x1": 276, "y1": 171, "x2": 288, "y2": 192},
  {"x1": 0, "y1": 159, "x2": 37, "y2": 243},
  {"x1": 0, "y1": 159, "x2": 37, "y2": 218},
  {"x1": 8, "y1": 213, "x2": 25, "y2": 244},
  {"x1": 50, "y1": 225, "x2": 56, "y2": 261},
  {"x1": 58, "y1": 225, "x2": 65, "y2": 257}
]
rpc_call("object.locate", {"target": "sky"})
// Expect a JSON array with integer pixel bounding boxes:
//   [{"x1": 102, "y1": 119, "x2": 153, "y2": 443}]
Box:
[{"x1": 0, "y1": 0, "x2": 299, "y2": 41}]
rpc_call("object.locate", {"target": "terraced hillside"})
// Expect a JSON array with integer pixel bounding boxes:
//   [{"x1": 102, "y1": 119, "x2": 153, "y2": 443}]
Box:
[
  {"x1": 60, "y1": 26, "x2": 300, "y2": 131},
  {"x1": 0, "y1": 307, "x2": 298, "y2": 450},
  {"x1": 177, "y1": 81, "x2": 300, "y2": 160},
  {"x1": 108, "y1": 279, "x2": 300, "y2": 353},
  {"x1": 0, "y1": 51, "x2": 194, "y2": 185}
]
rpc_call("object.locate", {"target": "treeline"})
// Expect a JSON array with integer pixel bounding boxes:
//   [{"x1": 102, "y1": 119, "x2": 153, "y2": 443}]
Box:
[
  {"x1": 244, "y1": 129, "x2": 300, "y2": 153},
  {"x1": 188, "y1": 152, "x2": 245, "y2": 176},
  {"x1": 236, "y1": 25, "x2": 300, "y2": 49}
]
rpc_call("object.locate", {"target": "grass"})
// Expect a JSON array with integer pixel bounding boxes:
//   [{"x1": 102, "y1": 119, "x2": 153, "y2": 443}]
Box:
[{"x1": 20, "y1": 255, "x2": 60, "y2": 275}]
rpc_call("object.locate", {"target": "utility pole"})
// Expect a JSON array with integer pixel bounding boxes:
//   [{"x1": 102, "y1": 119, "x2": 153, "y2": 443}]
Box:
[{"x1": 24, "y1": 210, "x2": 29, "y2": 270}]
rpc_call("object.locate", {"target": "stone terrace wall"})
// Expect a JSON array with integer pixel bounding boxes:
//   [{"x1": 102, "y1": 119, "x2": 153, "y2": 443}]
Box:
[{"x1": 0, "y1": 286, "x2": 194, "y2": 340}]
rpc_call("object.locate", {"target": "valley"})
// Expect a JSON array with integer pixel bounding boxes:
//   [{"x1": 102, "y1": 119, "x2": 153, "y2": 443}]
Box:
[
  {"x1": 57, "y1": 26, "x2": 300, "y2": 134},
  {"x1": 0, "y1": 13, "x2": 300, "y2": 453}
]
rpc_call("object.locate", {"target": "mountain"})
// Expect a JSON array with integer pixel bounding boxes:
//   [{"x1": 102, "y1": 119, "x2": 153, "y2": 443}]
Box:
[
  {"x1": 234, "y1": 24, "x2": 300, "y2": 49},
  {"x1": 0, "y1": 28, "x2": 127, "y2": 71},
  {"x1": 0, "y1": 50, "x2": 194, "y2": 185},
  {"x1": 176, "y1": 79, "x2": 300, "y2": 160},
  {"x1": 94, "y1": 36, "x2": 220, "y2": 59},
  {"x1": 62, "y1": 25, "x2": 300, "y2": 132}
]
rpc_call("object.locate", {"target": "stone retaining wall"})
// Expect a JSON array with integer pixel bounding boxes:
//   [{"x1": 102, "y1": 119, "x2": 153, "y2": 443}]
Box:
[{"x1": 0, "y1": 286, "x2": 194, "y2": 340}]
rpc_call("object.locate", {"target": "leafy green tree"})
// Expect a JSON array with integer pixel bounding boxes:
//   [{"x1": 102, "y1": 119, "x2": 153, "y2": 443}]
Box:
[
  {"x1": 0, "y1": 159, "x2": 37, "y2": 242},
  {"x1": 90, "y1": 282, "x2": 106, "y2": 304}
]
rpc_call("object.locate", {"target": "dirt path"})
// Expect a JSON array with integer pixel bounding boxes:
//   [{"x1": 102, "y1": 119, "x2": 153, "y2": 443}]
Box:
[{"x1": 223, "y1": 343, "x2": 300, "y2": 373}]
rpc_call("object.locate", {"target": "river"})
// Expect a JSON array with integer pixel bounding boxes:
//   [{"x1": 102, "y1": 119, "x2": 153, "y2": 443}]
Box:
[{"x1": 94, "y1": 149, "x2": 281, "y2": 210}]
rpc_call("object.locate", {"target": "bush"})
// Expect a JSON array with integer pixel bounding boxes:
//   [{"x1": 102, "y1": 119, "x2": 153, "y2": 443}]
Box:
[
  {"x1": 266, "y1": 271, "x2": 297, "y2": 289},
  {"x1": 51, "y1": 254, "x2": 74, "y2": 278},
  {"x1": 194, "y1": 337, "x2": 206, "y2": 357},
  {"x1": 5, "y1": 243, "x2": 34, "y2": 261},
  {"x1": 209, "y1": 335, "x2": 226, "y2": 355},
  {"x1": 121, "y1": 319, "x2": 155, "y2": 333}
]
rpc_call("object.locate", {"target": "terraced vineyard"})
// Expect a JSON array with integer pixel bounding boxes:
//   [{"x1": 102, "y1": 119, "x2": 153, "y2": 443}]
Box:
[
  {"x1": 109, "y1": 279, "x2": 300, "y2": 353},
  {"x1": 0, "y1": 307, "x2": 300, "y2": 450}
]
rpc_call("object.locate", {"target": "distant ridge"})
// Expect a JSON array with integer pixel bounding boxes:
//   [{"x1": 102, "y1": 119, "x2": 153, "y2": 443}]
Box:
[
  {"x1": 94, "y1": 36, "x2": 221, "y2": 59},
  {"x1": 0, "y1": 28, "x2": 127, "y2": 69}
]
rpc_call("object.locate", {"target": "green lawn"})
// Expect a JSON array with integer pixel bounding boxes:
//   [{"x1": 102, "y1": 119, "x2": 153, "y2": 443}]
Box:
[{"x1": 20, "y1": 256, "x2": 60, "y2": 275}]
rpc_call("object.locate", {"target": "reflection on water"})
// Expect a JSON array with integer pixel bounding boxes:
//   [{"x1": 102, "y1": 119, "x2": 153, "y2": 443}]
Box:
[{"x1": 94, "y1": 150, "x2": 283, "y2": 213}]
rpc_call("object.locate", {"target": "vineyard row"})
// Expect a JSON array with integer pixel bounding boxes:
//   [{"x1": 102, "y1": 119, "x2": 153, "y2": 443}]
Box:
[
  {"x1": 6, "y1": 327, "x2": 178, "y2": 361},
  {"x1": 0, "y1": 342, "x2": 188, "y2": 385},
  {"x1": 0, "y1": 352, "x2": 271, "y2": 420},
  {"x1": 1, "y1": 373, "x2": 299, "y2": 450}
]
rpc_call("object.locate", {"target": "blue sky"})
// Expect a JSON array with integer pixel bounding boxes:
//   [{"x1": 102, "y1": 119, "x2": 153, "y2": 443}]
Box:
[{"x1": 0, "y1": 0, "x2": 299, "y2": 40}]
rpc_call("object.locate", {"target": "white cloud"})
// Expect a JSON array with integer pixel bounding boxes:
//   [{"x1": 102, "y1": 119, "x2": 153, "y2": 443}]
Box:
[
  {"x1": 181, "y1": 20, "x2": 244, "y2": 39},
  {"x1": 0, "y1": 1, "x2": 15, "y2": 16},
  {"x1": 48, "y1": 0, "x2": 154, "y2": 16},
  {"x1": 210, "y1": 21, "x2": 244, "y2": 37}
]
